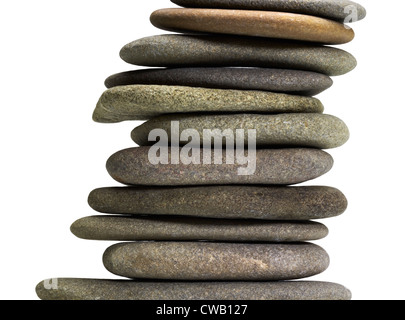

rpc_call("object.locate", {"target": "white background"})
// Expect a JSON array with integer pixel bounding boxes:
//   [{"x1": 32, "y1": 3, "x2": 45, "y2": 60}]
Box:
[{"x1": 0, "y1": 0, "x2": 403, "y2": 300}]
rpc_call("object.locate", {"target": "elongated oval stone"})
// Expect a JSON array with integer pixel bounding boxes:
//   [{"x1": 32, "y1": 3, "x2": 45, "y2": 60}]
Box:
[
  {"x1": 171, "y1": 0, "x2": 366, "y2": 23},
  {"x1": 151, "y1": 9, "x2": 354, "y2": 44},
  {"x1": 94, "y1": 85, "x2": 324, "y2": 123},
  {"x1": 131, "y1": 113, "x2": 349, "y2": 149},
  {"x1": 35, "y1": 279, "x2": 352, "y2": 300},
  {"x1": 120, "y1": 35, "x2": 357, "y2": 76},
  {"x1": 106, "y1": 147, "x2": 334, "y2": 186},
  {"x1": 104, "y1": 68, "x2": 333, "y2": 96},
  {"x1": 71, "y1": 216, "x2": 329, "y2": 241},
  {"x1": 88, "y1": 186, "x2": 347, "y2": 220},
  {"x1": 103, "y1": 242, "x2": 329, "y2": 280}
]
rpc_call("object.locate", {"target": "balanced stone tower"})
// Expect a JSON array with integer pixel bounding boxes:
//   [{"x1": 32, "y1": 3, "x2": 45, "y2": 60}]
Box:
[{"x1": 36, "y1": 0, "x2": 366, "y2": 300}]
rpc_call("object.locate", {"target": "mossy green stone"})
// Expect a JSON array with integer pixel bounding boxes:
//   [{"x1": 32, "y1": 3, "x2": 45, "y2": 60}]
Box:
[{"x1": 94, "y1": 85, "x2": 324, "y2": 123}]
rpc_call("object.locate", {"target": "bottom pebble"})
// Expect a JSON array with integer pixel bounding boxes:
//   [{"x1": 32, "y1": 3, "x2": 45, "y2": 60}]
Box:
[{"x1": 36, "y1": 278, "x2": 351, "y2": 300}]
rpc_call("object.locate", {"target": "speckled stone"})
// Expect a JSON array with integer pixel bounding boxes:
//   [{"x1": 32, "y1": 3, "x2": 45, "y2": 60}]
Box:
[
  {"x1": 106, "y1": 147, "x2": 334, "y2": 186},
  {"x1": 120, "y1": 35, "x2": 357, "y2": 76},
  {"x1": 94, "y1": 85, "x2": 324, "y2": 123},
  {"x1": 88, "y1": 186, "x2": 347, "y2": 220},
  {"x1": 150, "y1": 9, "x2": 354, "y2": 44},
  {"x1": 35, "y1": 279, "x2": 352, "y2": 300},
  {"x1": 104, "y1": 68, "x2": 333, "y2": 96},
  {"x1": 171, "y1": 0, "x2": 366, "y2": 23},
  {"x1": 131, "y1": 113, "x2": 349, "y2": 149},
  {"x1": 103, "y1": 242, "x2": 329, "y2": 280},
  {"x1": 71, "y1": 216, "x2": 328, "y2": 242}
]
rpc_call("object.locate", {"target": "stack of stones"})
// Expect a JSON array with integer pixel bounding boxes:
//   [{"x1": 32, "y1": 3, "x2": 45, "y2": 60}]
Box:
[{"x1": 37, "y1": 0, "x2": 366, "y2": 300}]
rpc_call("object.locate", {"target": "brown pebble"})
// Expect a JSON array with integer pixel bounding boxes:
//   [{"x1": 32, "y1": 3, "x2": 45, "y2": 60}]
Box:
[{"x1": 151, "y1": 9, "x2": 354, "y2": 44}]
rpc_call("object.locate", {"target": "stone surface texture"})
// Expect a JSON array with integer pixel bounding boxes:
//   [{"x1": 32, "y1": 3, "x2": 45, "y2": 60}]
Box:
[
  {"x1": 94, "y1": 85, "x2": 324, "y2": 122},
  {"x1": 103, "y1": 242, "x2": 330, "y2": 280},
  {"x1": 150, "y1": 9, "x2": 354, "y2": 44},
  {"x1": 132, "y1": 113, "x2": 349, "y2": 149},
  {"x1": 106, "y1": 147, "x2": 334, "y2": 186},
  {"x1": 171, "y1": 0, "x2": 366, "y2": 22},
  {"x1": 120, "y1": 35, "x2": 357, "y2": 76},
  {"x1": 104, "y1": 67, "x2": 333, "y2": 96},
  {"x1": 71, "y1": 216, "x2": 329, "y2": 241},
  {"x1": 88, "y1": 186, "x2": 347, "y2": 220},
  {"x1": 35, "y1": 0, "x2": 362, "y2": 302},
  {"x1": 36, "y1": 279, "x2": 352, "y2": 300}
]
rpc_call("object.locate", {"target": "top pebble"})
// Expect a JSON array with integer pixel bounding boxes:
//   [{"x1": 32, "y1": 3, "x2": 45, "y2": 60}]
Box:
[{"x1": 170, "y1": 0, "x2": 366, "y2": 23}]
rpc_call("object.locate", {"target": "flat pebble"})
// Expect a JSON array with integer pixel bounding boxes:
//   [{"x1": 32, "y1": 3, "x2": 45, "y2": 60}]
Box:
[
  {"x1": 151, "y1": 9, "x2": 354, "y2": 44},
  {"x1": 103, "y1": 242, "x2": 329, "y2": 280},
  {"x1": 171, "y1": 0, "x2": 366, "y2": 23},
  {"x1": 71, "y1": 215, "x2": 329, "y2": 241},
  {"x1": 36, "y1": 279, "x2": 352, "y2": 300},
  {"x1": 88, "y1": 186, "x2": 347, "y2": 220},
  {"x1": 132, "y1": 113, "x2": 349, "y2": 149},
  {"x1": 106, "y1": 147, "x2": 334, "y2": 186},
  {"x1": 104, "y1": 67, "x2": 333, "y2": 96},
  {"x1": 94, "y1": 85, "x2": 324, "y2": 122},
  {"x1": 120, "y1": 35, "x2": 357, "y2": 76}
]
